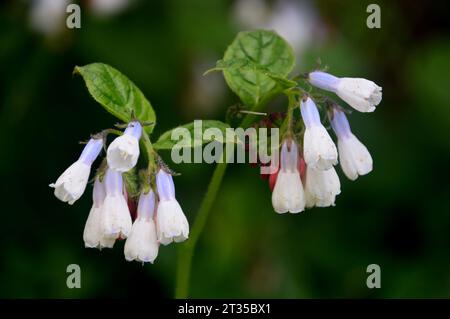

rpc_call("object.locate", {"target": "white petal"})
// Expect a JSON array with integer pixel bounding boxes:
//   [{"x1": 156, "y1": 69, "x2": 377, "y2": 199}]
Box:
[
  {"x1": 50, "y1": 160, "x2": 91, "y2": 205},
  {"x1": 304, "y1": 186, "x2": 316, "y2": 209},
  {"x1": 83, "y1": 206, "x2": 102, "y2": 248},
  {"x1": 83, "y1": 206, "x2": 116, "y2": 249},
  {"x1": 338, "y1": 134, "x2": 373, "y2": 180},
  {"x1": 305, "y1": 166, "x2": 341, "y2": 207},
  {"x1": 303, "y1": 125, "x2": 338, "y2": 170},
  {"x1": 336, "y1": 78, "x2": 382, "y2": 112},
  {"x1": 106, "y1": 135, "x2": 140, "y2": 172},
  {"x1": 124, "y1": 218, "x2": 159, "y2": 263},
  {"x1": 271, "y1": 170, "x2": 305, "y2": 214},
  {"x1": 101, "y1": 194, "x2": 132, "y2": 239},
  {"x1": 99, "y1": 236, "x2": 116, "y2": 249},
  {"x1": 156, "y1": 199, "x2": 189, "y2": 245}
]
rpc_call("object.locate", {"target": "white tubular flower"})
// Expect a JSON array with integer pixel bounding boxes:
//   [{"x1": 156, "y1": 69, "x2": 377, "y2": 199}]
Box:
[
  {"x1": 124, "y1": 190, "x2": 159, "y2": 264},
  {"x1": 308, "y1": 71, "x2": 382, "y2": 113},
  {"x1": 300, "y1": 97, "x2": 338, "y2": 170},
  {"x1": 331, "y1": 108, "x2": 373, "y2": 180},
  {"x1": 304, "y1": 165, "x2": 341, "y2": 208},
  {"x1": 107, "y1": 121, "x2": 142, "y2": 172},
  {"x1": 155, "y1": 170, "x2": 189, "y2": 245},
  {"x1": 101, "y1": 168, "x2": 132, "y2": 239},
  {"x1": 83, "y1": 177, "x2": 115, "y2": 249},
  {"x1": 50, "y1": 137, "x2": 103, "y2": 205},
  {"x1": 271, "y1": 140, "x2": 305, "y2": 214}
]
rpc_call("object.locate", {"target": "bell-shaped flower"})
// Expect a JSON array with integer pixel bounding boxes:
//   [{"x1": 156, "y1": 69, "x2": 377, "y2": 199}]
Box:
[
  {"x1": 155, "y1": 170, "x2": 189, "y2": 245},
  {"x1": 304, "y1": 165, "x2": 341, "y2": 208},
  {"x1": 101, "y1": 168, "x2": 132, "y2": 239},
  {"x1": 50, "y1": 137, "x2": 103, "y2": 205},
  {"x1": 107, "y1": 121, "x2": 142, "y2": 172},
  {"x1": 83, "y1": 177, "x2": 115, "y2": 249},
  {"x1": 300, "y1": 97, "x2": 338, "y2": 170},
  {"x1": 271, "y1": 140, "x2": 305, "y2": 214},
  {"x1": 124, "y1": 190, "x2": 159, "y2": 263},
  {"x1": 330, "y1": 108, "x2": 373, "y2": 180},
  {"x1": 308, "y1": 71, "x2": 382, "y2": 112}
]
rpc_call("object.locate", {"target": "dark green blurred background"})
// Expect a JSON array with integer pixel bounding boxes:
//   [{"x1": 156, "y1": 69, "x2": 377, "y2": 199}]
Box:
[{"x1": 0, "y1": 0, "x2": 449, "y2": 298}]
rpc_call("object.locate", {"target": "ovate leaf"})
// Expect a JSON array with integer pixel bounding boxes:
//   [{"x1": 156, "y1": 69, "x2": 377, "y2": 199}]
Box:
[
  {"x1": 153, "y1": 120, "x2": 239, "y2": 150},
  {"x1": 74, "y1": 63, "x2": 156, "y2": 133},
  {"x1": 221, "y1": 30, "x2": 295, "y2": 109},
  {"x1": 206, "y1": 58, "x2": 297, "y2": 89}
]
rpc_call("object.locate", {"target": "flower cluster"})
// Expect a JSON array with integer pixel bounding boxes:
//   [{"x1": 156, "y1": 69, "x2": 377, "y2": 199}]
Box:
[
  {"x1": 50, "y1": 121, "x2": 189, "y2": 264},
  {"x1": 270, "y1": 71, "x2": 382, "y2": 213}
]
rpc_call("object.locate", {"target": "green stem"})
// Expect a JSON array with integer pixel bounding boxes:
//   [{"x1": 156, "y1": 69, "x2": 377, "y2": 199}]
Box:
[
  {"x1": 174, "y1": 93, "x2": 276, "y2": 298},
  {"x1": 141, "y1": 131, "x2": 157, "y2": 192},
  {"x1": 141, "y1": 131, "x2": 156, "y2": 170},
  {"x1": 175, "y1": 161, "x2": 228, "y2": 298},
  {"x1": 174, "y1": 107, "x2": 261, "y2": 298}
]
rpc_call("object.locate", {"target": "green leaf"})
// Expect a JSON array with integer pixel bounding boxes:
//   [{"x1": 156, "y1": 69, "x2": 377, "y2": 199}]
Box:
[
  {"x1": 153, "y1": 120, "x2": 240, "y2": 150},
  {"x1": 220, "y1": 30, "x2": 295, "y2": 109},
  {"x1": 206, "y1": 59, "x2": 297, "y2": 90},
  {"x1": 74, "y1": 63, "x2": 156, "y2": 133}
]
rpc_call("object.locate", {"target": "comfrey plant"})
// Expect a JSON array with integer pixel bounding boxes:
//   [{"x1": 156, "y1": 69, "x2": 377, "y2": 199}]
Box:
[
  {"x1": 50, "y1": 119, "x2": 189, "y2": 263},
  {"x1": 49, "y1": 63, "x2": 229, "y2": 264},
  {"x1": 50, "y1": 30, "x2": 381, "y2": 298}
]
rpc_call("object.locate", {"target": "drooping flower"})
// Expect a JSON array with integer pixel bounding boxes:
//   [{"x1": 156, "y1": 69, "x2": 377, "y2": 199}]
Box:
[
  {"x1": 330, "y1": 108, "x2": 373, "y2": 180},
  {"x1": 300, "y1": 97, "x2": 338, "y2": 170},
  {"x1": 83, "y1": 177, "x2": 115, "y2": 249},
  {"x1": 308, "y1": 71, "x2": 382, "y2": 113},
  {"x1": 304, "y1": 165, "x2": 341, "y2": 208},
  {"x1": 271, "y1": 140, "x2": 305, "y2": 214},
  {"x1": 155, "y1": 169, "x2": 189, "y2": 245},
  {"x1": 124, "y1": 190, "x2": 159, "y2": 263},
  {"x1": 50, "y1": 137, "x2": 103, "y2": 205},
  {"x1": 107, "y1": 121, "x2": 142, "y2": 172},
  {"x1": 101, "y1": 168, "x2": 132, "y2": 239}
]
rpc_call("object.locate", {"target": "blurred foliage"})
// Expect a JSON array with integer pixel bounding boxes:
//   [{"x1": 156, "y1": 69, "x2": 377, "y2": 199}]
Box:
[{"x1": 0, "y1": 0, "x2": 449, "y2": 298}]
